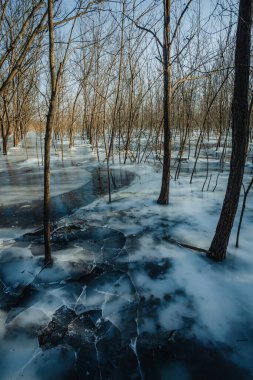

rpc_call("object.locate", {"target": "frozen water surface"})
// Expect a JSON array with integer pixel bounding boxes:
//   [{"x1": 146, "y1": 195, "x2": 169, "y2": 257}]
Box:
[{"x1": 0, "y1": 134, "x2": 253, "y2": 379}]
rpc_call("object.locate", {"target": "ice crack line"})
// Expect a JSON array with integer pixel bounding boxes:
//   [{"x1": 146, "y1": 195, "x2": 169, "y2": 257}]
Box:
[
  {"x1": 94, "y1": 336, "x2": 103, "y2": 380},
  {"x1": 13, "y1": 347, "x2": 41, "y2": 380},
  {"x1": 126, "y1": 270, "x2": 144, "y2": 380}
]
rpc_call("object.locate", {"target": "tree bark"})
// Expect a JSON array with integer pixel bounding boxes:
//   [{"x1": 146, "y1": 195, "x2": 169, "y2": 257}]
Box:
[
  {"x1": 2, "y1": 135, "x2": 8, "y2": 155},
  {"x1": 157, "y1": 0, "x2": 171, "y2": 205},
  {"x1": 208, "y1": 0, "x2": 252, "y2": 261},
  {"x1": 44, "y1": 0, "x2": 57, "y2": 265}
]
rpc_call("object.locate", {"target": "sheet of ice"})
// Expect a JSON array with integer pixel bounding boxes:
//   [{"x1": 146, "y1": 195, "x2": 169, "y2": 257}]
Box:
[
  {"x1": 68, "y1": 160, "x2": 253, "y2": 374},
  {"x1": 0, "y1": 227, "x2": 30, "y2": 246},
  {"x1": 0, "y1": 132, "x2": 94, "y2": 206},
  {"x1": 1, "y1": 133, "x2": 253, "y2": 379}
]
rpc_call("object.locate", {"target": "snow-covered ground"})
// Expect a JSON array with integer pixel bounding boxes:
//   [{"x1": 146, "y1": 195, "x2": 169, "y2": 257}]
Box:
[{"x1": 0, "y1": 133, "x2": 253, "y2": 379}]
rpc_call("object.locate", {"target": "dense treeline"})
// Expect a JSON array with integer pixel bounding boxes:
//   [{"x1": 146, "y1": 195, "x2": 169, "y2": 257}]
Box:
[{"x1": 0, "y1": 1, "x2": 242, "y2": 155}]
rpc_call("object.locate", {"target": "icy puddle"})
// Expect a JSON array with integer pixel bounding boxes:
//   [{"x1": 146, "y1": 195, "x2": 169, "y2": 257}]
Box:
[
  {"x1": 0, "y1": 167, "x2": 135, "y2": 228},
  {"x1": 0, "y1": 134, "x2": 135, "y2": 229}
]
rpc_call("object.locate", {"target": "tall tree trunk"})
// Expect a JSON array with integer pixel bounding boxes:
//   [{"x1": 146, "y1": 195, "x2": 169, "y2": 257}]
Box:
[
  {"x1": 44, "y1": 0, "x2": 57, "y2": 265},
  {"x1": 208, "y1": 0, "x2": 252, "y2": 261},
  {"x1": 157, "y1": 0, "x2": 171, "y2": 205},
  {"x1": 2, "y1": 134, "x2": 8, "y2": 155},
  {"x1": 1, "y1": 119, "x2": 7, "y2": 155}
]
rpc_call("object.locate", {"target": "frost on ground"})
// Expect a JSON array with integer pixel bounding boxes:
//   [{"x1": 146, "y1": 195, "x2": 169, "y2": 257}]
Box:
[{"x1": 0, "y1": 134, "x2": 253, "y2": 379}]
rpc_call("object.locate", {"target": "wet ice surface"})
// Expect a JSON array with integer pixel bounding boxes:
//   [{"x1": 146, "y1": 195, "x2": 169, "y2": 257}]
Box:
[
  {"x1": 0, "y1": 167, "x2": 134, "y2": 228},
  {"x1": 0, "y1": 135, "x2": 134, "y2": 228},
  {"x1": 1, "y1": 134, "x2": 253, "y2": 379}
]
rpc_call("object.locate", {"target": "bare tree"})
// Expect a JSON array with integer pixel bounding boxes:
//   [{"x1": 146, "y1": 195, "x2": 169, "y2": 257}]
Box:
[
  {"x1": 43, "y1": 0, "x2": 59, "y2": 265},
  {"x1": 157, "y1": 0, "x2": 171, "y2": 204},
  {"x1": 208, "y1": 0, "x2": 252, "y2": 261}
]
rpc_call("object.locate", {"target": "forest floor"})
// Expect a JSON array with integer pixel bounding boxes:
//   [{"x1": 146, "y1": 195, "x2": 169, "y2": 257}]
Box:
[{"x1": 0, "y1": 133, "x2": 253, "y2": 380}]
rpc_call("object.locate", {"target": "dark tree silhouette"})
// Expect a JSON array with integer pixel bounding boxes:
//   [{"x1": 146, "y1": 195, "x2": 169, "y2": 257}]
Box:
[
  {"x1": 208, "y1": 0, "x2": 252, "y2": 261},
  {"x1": 44, "y1": 0, "x2": 58, "y2": 265},
  {"x1": 157, "y1": 0, "x2": 171, "y2": 205}
]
